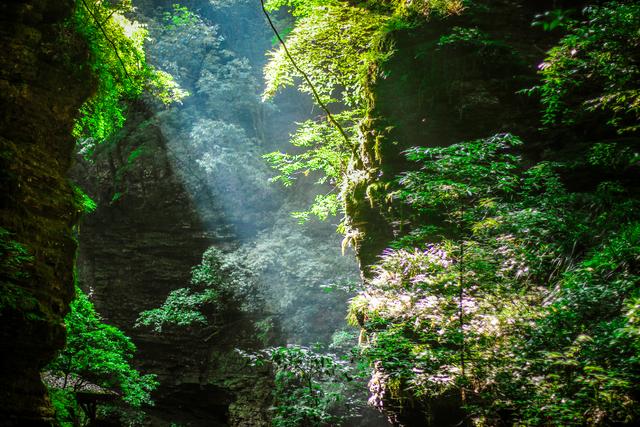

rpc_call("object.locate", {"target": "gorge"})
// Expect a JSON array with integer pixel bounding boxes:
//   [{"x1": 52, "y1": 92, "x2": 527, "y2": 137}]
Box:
[{"x1": 1, "y1": 0, "x2": 639, "y2": 426}]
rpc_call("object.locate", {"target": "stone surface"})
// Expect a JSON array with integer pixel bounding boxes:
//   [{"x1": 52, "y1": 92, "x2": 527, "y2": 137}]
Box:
[
  {"x1": 0, "y1": 0, "x2": 94, "y2": 424},
  {"x1": 72, "y1": 102, "x2": 262, "y2": 425}
]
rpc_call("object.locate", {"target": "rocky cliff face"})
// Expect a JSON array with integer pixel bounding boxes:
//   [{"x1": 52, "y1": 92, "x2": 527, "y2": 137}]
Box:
[
  {"x1": 0, "y1": 0, "x2": 93, "y2": 424},
  {"x1": 73, "y1": 102, "x2": 272, "y2": 426},
  {"x1": 346, "y1": 0, "x2": 562, "y2": 274}
]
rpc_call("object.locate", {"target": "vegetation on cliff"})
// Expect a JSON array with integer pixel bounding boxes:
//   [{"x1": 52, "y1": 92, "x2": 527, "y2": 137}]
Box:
[
  {"x1": 351, "y1": 132, "x2": 639, "y2": 424},
  {"x1": 48, "y1": 286, "x2": 158, "y2": 426},
  {"x1": 72, "y1": 0, "x2": 185, "y2": 153},
  {"x1": 264, "y1": 0, "x2": 640, "y2": 425},
  {"x1": 42, "y1": 0, "x2": 183, "y2": 423}
]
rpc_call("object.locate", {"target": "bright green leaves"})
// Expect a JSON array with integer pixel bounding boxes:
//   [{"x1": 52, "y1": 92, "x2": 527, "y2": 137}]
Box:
[
  {"x1": 73, "y1": 0, "x2": 186, "y2": 154},
  {"x1": 264, "y1": 118, "x2": 350, "y2": 188},
  {"x1": 135, "y1": 288, "x2": 211, "y2": 332},
  {"x1": 534, "y1": 1, "x2": 640, "y2": 133},
  {"x1": 260, "y1": 0, "x2": 482, "y2": 227},
  {"x1": 264, "y1": 0, "x2": 334, "y2": 18},
  {"x1": 163, "y1": 4, "x2": 198, "y2": 29},
  {"x1": 262, "y1": 1, "x2": 389, "y2": 223},
  {"x1": 399, "y1": 133, "x2": 522, "y2": 217},
  {"x1": 292, "y1": 194, "x2": 340, "y2": 223},
  {"x1": 48, "y1": 287, "x2": 158, "y2": 410},
  {"x1": 264, "y1": 112, "x2": 355, "y2": 222},
  {"x1": 264, "y1": 109, "x2": 360, "y2": 222},
  {"x1": 263, "y1": 2, "x2": 387, "y2": 106},
  {"x1": 264, "y1": 0, "x2": 464, "y2": 20},
  {"x1": 350, "y1": 130, "x2": 640, "y2": 424},
  {"x1": 72, "y1": 184, "x2": 97, "y2": 213},
  {"x1": 73, "y1": 0, "x2": 145, "y2": 147},
  {"x1": 392, "y1": 133, "x2": 522, "y2": 247}
]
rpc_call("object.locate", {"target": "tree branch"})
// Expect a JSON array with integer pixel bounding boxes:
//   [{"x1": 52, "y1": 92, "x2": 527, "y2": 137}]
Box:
[
  {"x1": 81, "y1": 0, "x2": 132, "y2": 82},
  {"x1": 260, "y1": 0, "x2": 351, "y2": 147}
]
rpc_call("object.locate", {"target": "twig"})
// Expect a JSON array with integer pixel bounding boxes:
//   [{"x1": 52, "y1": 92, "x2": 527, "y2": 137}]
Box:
[
  {"x1": 458, "y1": 204, "x2": 466, "y2": 402},
  {"x1": 81, "y1": 0, "x2": 132, "y2": 82}
]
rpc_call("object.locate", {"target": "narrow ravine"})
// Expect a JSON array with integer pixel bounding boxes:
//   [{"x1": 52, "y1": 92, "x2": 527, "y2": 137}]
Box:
[{"x1": 71, "y1": 1, "x2": 382, "y2": 425}]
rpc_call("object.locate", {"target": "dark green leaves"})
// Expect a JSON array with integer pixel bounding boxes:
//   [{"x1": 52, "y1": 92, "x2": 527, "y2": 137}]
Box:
[
  {"x1": 239, "y1": 345, "x2": 356, "y2": 427},
  {"x1": 136, "y1": 247, "x2": 262, "y2": 332},
  {"x1": 534, "y1": 1, "x2": 640, "y2": 133}
]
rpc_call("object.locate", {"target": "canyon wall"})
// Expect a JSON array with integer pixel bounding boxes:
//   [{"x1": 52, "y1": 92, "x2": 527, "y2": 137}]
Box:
[
  {"x1": 344, "y1": 1, "x2": 569, "y2": 424},
  {"x1": 71, "y1": 2, "x2": 361, "y2": 425},
  {"x1": 0, "y1": 0, "x2": 93, "y2": 424}
]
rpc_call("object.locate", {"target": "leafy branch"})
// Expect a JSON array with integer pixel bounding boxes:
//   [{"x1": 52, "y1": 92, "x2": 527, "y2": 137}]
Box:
[{"x1": 260, "y1": 0, "x2": 350, "y2": 146}]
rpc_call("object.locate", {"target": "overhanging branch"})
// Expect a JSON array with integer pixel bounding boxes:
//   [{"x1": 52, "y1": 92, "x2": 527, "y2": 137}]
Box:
[{"x1": 260, "y1": 0, "x2": 351, "y2": 147}]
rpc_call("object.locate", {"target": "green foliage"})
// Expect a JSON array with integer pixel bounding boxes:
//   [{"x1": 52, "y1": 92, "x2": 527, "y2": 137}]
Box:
[
  {"x1": 262, "y1": 0, "x2": 388, "y2": 222},
  {"x1": 136, "y1": 247, "x2": 262, "y2": 332},
  {"x1": 48, "y1": 388, "x2": 80, "y2": 427},
  {"x1": 48, "y1": 286, "x2": 158, "y2": 409},
  {"x1": 72, "y1": 184, "x2": 97, "y2": 213},
  {"x1": 239, "y1": 345, "x2": 359, "y2": 427},
  {"x1": 520, "y1": 223, "x2": 640, "y2": 425},
  {"x1": 262, "y1": 0, "x2": 640, "y2": 423},
  {"x1": 138, "y1": 222, "x2": 358, "y2": 341},
  {"x1": 532, "y1": 8, "x2": 574, "y2": 32},
  {"x1": 0, "y1": 228, "x2": 38, "y2": 313},
  {"x1": 163, "y1": 4, "x2": 198, "y2": 29},
  {"x1": 437, "y1": 26, "x2": 489, "y2": 46},
  {"x1": 263, "y1": 1, "x2": 387, "y2": 105},
  {"x1": 136, "y1": 288, "x2": 210, "y2": 331},
  {"x1": 0, "y1": 228, "x2": 34, "y2": 282},
  {"x1": 263, "y1": 0, "x2": 467, "y2": 223},
  {"x1": 350, "y1": 132, "x2": 640, "y2": 424},
  {"x1": 264, "y1": 117, "x2": 352, "y2": 188},
  {"x1": 533, "y1": 1, "x2": 640, "y2": 133},
  {"x1": 129, "y1": 0, "x2": 359, "y2": 349},
  {"x1": 72, "y1": 0, "x2": 186, "y2": 154},
  {"x1": 399, "y1": 133, "x2": 522, "y2": 219}
]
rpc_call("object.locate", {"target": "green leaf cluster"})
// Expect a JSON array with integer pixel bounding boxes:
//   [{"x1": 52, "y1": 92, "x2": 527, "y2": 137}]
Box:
[
  {"x1": 72, "y1": 184, "x2": 97, "y2": 213},
  {"x1": 262, "y1": 0, "x2": 466, "y2": 223},
  {"x1": 163, "y1": 4, "x2": 198, "y2": 29},
  {"x1": 0, "y1": 228, "x2": 38, "y2": 313},
  {"x1": 47, "y1": 286, "x2": 158, "y2": 423},
  {"x1": 261, "y1": 1, "x2": 389, "y2": 222},
  {"x1": 72, "y1": 0, "x2": 186, "y2": 154},
  {"x1": 136, "y1": 247, "x2": 262, "y2": 332},
  {"x1": 349, "y1": 132, "x2": 640, "y2": 424},
  {"x1": 534, "y1": 1, "x2": 640, "y2": 133},
  {"x1": 239, "y1": 345, "x2": 359, "y2": 427}
]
